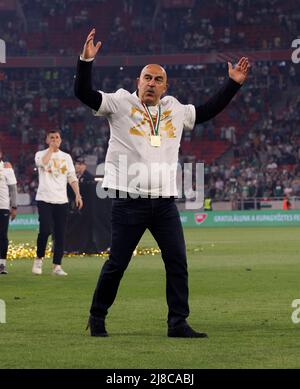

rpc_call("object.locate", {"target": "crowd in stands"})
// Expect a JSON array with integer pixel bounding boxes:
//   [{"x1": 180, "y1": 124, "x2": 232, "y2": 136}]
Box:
[
  {"x1": 204, "y1": 84, "x2": 300, "y2": 202},
  {"x1": 0, "y1": 0, "x2": 298, "y2": 56}
]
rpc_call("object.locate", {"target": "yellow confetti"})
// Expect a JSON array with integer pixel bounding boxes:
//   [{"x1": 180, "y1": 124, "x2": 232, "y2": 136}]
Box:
[{"x1": 6, "y1": 241, "x2": 161, "y2": 260}]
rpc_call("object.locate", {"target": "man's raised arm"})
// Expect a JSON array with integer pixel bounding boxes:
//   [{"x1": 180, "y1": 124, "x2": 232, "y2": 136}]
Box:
[
  {"x1": 74, "y1": 28, "x2": 103, "y2": 111},
  {"x1": 195, "y1": 57, "x2": 250, "y2": 124}
]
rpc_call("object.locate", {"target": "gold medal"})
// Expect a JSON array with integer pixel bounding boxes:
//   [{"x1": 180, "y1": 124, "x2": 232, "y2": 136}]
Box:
[
  {"x1": 142, "y1": 103, "x2": 162, "y2": 148},
  {"x1": 150, "y1": 135, "x2": 161, "y2": 147}
]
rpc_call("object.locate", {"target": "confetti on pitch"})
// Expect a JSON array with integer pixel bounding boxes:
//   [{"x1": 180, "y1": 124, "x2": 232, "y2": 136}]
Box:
[
  {"x1": 7, "y1": 241, "x2": 53, "y2": 260},
  {"x1": 7, "y1": 241, "x2": 203, "y2": 260},
  {"x1": 6, "y1": 241, "x2": 161, "y2": 260}
]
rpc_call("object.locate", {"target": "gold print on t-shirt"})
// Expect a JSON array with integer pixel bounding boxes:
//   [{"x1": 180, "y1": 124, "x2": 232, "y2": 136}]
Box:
[
  {"x1": 60, "y1": 164, "x2": 67, "y2": 175},
  {"x1": 129, "y1": 106, "x2": 177, "y2": 138},
  {"x1": 46, "y1": 158, "x2": 68, "y2": 177},
  {"x1": 129, "y1": 107, "x2": 148, "y2": 137},
  {"x1": 160, "y1": 110, "x2": 176, "y2": 138}
]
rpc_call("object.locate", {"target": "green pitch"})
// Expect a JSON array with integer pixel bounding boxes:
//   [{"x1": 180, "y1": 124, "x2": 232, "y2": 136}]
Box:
[{"x1": 1, "y1": 227, "x2": 300, "y2": 369}]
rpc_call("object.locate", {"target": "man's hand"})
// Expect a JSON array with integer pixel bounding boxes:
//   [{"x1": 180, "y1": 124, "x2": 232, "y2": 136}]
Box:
[
  {"x1": 82, "y1": 28, "x2": 102, "y2": 60},
  {"x1": 75, "y1": 194, "x2": 83, "y2": 210},
  {"x1": 10, "y1": 208, "x2": 17, "y2": 221},
  {"x1": 228, "y1": 57, "x2": 250, "y2": 85}
]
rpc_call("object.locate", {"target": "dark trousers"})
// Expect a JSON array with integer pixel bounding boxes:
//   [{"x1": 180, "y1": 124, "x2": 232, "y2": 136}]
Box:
[
  {"x1": 0, "y1": 209, "x2": 10, "y2": 259},
  {"x1": 90, "y1": 197, "x2": 189, "y2": 327},
  {"x1": 36, "y1": 201, "x2": 68, "y2": 265}
]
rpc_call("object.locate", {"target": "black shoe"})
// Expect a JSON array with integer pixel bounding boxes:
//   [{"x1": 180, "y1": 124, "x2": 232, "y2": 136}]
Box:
[
  {"x1": 86, "y1": 315, "x2": 108, "y2": 337},
  {"x1": 0, "y1": 264, "x2": 8, "y2": 274},
  {"x1": 168, "y1": 323, "x2": 208, "y2": 338}
]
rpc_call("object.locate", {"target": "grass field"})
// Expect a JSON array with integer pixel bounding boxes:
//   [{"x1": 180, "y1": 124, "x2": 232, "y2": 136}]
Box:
[{"x1": 1, "y1": 227, "x2": 300, "y2": 369}]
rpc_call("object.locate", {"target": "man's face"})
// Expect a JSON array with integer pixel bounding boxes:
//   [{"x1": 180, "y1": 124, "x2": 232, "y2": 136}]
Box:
[
  {"x1": 137, "y1": 64, "x2": 168, "y2": 106},
  {"x1": 75, "y1": 162, "x2": 86, "y2": 175},
  {"x1": 46, "y1": 132, "x2": 62, "y2": 150}
]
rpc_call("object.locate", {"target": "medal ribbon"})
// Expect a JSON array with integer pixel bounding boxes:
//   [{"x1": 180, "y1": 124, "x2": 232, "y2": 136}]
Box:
[{"x1": 142, "y1": 103, "x2": 161, "y2": 136}]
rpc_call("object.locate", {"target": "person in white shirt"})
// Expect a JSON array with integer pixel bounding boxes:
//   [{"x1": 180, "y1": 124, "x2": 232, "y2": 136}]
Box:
[
  {"x1": 0, "y1": 149, "x2": 17, "y2": 275},
  {"x1": 32, "y1": 130, "x2": 83, "y2": 276},
  {"x1": 75, "y1": 29, "x2": 250, "y2": 337}
]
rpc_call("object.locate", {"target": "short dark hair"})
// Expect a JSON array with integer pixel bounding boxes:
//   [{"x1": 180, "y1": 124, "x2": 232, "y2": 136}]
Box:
[
  {"x1": 47, "y1": 129, "x2": 61, "y2": 136},
  {"x1": 75, "y1": 156, "x2": 86, "y2": 164}
]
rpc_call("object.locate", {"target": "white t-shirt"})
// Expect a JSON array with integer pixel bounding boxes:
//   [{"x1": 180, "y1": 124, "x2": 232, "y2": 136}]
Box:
[
  {"x1": 0, "y1": 161, "x2": 17, "y2": 210},
  {"x1": 94, "y1": 89, "x2": 196, "y2": 196},
  {"x1": 35, "y1": 149, "x2": 77, "y2": 204}
]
